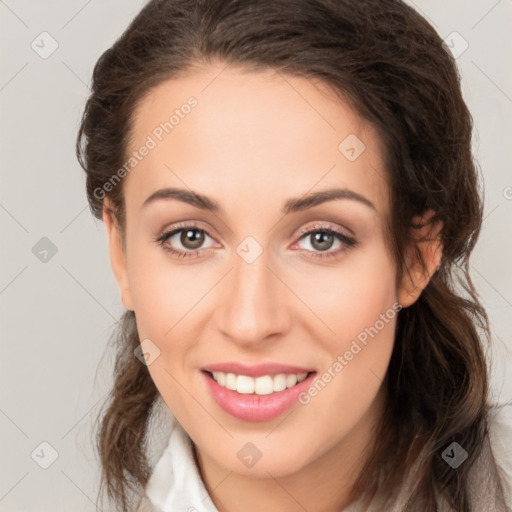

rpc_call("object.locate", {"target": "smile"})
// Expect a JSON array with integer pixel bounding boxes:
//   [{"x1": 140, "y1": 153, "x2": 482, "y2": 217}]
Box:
[
  {"x1": 201, "y1": 363, "x2": 316, "y2": 422},
  {"x1": 210, "y1": 371, "x2": 309, "y2": 395}
]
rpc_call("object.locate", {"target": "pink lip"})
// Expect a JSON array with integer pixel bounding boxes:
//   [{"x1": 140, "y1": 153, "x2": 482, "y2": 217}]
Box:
[
  {"x1": 201, "y1": 367, "x2": 316, "y2": 422},
  {"x1": 203, "y1": 362, "x2": 315, "y2": 378}
]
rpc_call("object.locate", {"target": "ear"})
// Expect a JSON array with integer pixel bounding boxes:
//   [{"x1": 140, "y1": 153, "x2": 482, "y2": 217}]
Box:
[
  {"x1": 398, "y1": 210, "x2": 443, "y2": 308},
  {"x1": 103, "y1": 199, "x2": 134, "y2": 311}
]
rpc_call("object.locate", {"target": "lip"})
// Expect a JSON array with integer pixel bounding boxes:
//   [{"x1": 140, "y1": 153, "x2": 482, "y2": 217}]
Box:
[
  {"x1": 201, "y1": 366, "x2": 316, "y2": 422},
  {"x1": 202, "y1": 362, "x2": 315, "y2": 378}
]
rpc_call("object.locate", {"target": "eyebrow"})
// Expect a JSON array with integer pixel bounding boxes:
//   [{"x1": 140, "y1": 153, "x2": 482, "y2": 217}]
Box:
[{"x1": 142, "y1": 187, "x2": 376, "y2": 214}]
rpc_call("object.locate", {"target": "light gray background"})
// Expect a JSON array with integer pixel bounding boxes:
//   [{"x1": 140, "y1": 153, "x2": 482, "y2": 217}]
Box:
[{"x1": 1, "y1": 1, "x2": 511, "y2": 510}]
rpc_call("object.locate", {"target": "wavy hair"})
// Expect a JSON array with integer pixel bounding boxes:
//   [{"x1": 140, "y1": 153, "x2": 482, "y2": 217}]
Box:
[{"x1": 76, "y1": 0, "x2": 505, "y2": 510}]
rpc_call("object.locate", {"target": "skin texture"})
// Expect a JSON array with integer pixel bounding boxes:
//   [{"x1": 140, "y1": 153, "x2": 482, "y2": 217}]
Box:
[{"x1": 104, "y1": 63, "x2": 442, "y2": 512}]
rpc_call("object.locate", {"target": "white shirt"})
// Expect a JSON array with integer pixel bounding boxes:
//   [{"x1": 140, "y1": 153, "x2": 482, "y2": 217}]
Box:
[
  {"x1": 142, "y1": 414, "x2": 218, "y2": 512},
  {"x1": 137, "y1": 402, "x2": 512, "y2": 512}
]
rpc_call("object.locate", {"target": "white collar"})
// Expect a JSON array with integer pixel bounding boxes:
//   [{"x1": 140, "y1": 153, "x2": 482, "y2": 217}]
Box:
[{"x1": 145, "y1": 415, "x2": 218, "y2": 512}]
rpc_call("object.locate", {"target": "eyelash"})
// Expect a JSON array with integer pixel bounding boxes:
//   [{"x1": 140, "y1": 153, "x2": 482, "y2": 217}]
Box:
[{"x1": 154, "y1": 222, "x2": 358, "y2": 261}]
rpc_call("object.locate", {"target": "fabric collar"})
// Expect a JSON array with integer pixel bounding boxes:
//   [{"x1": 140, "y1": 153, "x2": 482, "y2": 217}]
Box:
[{"x1": 145, "y1": 415, "x2": 218, "y2": 512}]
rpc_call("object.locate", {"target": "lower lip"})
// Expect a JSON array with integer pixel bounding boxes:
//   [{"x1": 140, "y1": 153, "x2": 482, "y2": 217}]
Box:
[{"x1": 202, "y1": 371, "x2": 315, "y2": 422}]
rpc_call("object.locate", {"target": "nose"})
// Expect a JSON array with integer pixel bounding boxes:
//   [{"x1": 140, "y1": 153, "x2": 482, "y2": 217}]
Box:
[{"x1": 214, "y1": 249, "x2": 292, "y2": 348}]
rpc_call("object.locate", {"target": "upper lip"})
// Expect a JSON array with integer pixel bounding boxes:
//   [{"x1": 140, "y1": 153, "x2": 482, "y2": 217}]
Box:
[{"x1": 202, "y1": 362, "x2": 315, "y2": 378}]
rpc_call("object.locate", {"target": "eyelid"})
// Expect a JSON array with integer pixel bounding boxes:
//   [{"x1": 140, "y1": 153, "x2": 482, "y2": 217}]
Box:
[
  {"x1": 293, "y1": 222, "x2": 356, "y2": 245},
  {"x1": 155, "y1": 221, "x2": 220, "y2": 246},
  {"x1": 159, "y1": 219, "x2": 214, "y2": 235}
]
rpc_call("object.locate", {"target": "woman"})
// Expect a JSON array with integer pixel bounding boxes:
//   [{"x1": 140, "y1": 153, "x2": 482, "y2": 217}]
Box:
[{"x1": 76, "y1": 0, "x2": 512, "y2": 510}]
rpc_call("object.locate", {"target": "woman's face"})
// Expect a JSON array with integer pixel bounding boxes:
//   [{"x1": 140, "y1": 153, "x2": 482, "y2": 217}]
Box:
[{"x1": 107, "y1": 63, "x2": 405, "y2": 478}]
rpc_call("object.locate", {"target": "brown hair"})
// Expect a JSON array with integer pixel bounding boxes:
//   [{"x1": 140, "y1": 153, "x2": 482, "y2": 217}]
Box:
[{"x1": 76, "y1": 0, "x2": 505, "y2": 510}]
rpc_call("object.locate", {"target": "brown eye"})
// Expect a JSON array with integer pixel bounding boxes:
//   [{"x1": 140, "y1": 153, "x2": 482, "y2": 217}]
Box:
[
  {"x1": 298, "y1": 229, "x2": 343, "y2": 253},
  {"x1": 294, "y1": 226, "x2": 358, "y2": 261},
  {"x1": 180, "y1": 228, "x2": 205, "y2": 250},
  {"x1": 155, "y1": 224, "x2": 217, "y2": 259},
  {"x1": 309, "y1": 231, "x2": 335, "y2": 251}
]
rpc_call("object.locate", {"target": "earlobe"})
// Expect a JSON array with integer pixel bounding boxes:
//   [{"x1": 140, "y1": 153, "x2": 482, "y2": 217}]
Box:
[
  {"x1": 102, "y1": 200, "x2": 134, "y2": 311},
  {"x1": 398, "y1": 210, "x2": 443, "y2": 308}
]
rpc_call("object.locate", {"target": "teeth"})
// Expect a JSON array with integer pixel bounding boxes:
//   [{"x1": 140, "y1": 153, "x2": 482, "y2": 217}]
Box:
[
  {"x1": 254, "y1": 376, "x2": 273, "y2": 395},
  {"x1": 226, "y1": 373, "x2": 237, "y2": 391},
  {"x1": 210, "y1": 371, "x2": 309, "y2": 395},
  {"x1": 286, "y1": 374, "x2": 297, "y2": 388},
  {"x1": 273, "y1": 374, "x2": 287, "y2": 392},
  {"x1": 213, "y1": 371, "x2": 226, "y2": 386},
  {"x1": 237, "y1": 375, "x2": 255, "y2": 394}
]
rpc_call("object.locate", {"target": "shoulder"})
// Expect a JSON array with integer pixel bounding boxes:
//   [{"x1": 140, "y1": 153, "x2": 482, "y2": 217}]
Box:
[{"x1": 341, "y1": 403, "x2": 512, "y2": 512}]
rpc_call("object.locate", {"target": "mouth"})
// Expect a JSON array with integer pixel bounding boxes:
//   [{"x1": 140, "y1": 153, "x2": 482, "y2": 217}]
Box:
[
  {"x1": 201, "y1": 363, "x2": 316, "y2": 422},
  {"x1": 205, "y1": 370, "x2": 310, "y2": 395}
]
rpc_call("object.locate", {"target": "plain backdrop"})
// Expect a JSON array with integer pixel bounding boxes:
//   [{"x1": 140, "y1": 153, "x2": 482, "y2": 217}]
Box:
[{"x1": 1, "y1": 1, "x2": 511, "y2": 510}]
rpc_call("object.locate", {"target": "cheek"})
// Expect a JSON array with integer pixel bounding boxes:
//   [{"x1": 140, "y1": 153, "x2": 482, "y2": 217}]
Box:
[
  {"x1": 295, "y1": 240, "x2": 398, "y2": 414},
  {"x1": 125, "y1": 237, "x2": 206, "y2": 338},
  {"x1": 124, "y1": 239, "x2": 213, "y2": 415},
  {"x1": 125, "y1": 241, "x2": 202, "y2": 418},
  {"x1": 296, "y1": 238, "x2": 398, "y2": 347}
]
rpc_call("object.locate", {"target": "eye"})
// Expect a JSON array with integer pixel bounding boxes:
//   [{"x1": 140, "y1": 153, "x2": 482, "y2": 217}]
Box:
[
  {"x1": 154, "y1": 222, "x2": 358, "y2": 261},
  {"x1": 154, "y1": 223, "x2": 217, "y2": 259},
  {"x1": 294, "y1": 225, "x2": 358, "y2": 260}
]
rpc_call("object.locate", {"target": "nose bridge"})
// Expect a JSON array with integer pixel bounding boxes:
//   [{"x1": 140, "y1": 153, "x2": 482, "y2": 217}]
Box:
[{"x1": 215, "y1": 245, "x2": 289, "y2": 344}]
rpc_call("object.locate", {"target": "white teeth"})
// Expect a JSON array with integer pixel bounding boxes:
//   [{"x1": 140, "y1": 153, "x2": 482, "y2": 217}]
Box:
[
  {"x1": 286, "y1": 374, "x2": 297, "y2": 387},
  {"x1": 273, "y1": 374, "x2": 287, "y2": 392},
  {"x1": 236, "y1": 375, "x2": 255, "y2": 394},
  {"x1": 225, "y1": 373, "x2": 237, "y2": 391},
  {"x1": 210, "y1": 371, "x2": 310, "y2": 395},
  {"x1": 213, "y1": 371, "x2": 226, "y2": 386},
  {"x1": 254, "y1": 376, "x2": 274, "y2": 395}
]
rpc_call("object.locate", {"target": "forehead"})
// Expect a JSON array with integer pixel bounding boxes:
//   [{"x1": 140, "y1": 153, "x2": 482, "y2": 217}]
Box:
[{"x1": 124, "y1": 64, "x2": 390, "y2": 219}]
